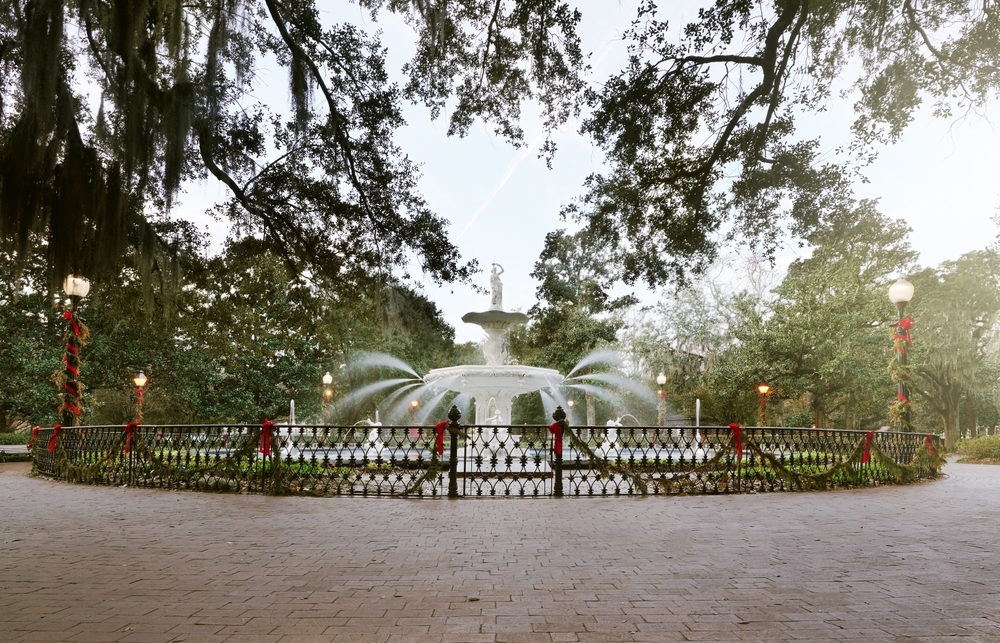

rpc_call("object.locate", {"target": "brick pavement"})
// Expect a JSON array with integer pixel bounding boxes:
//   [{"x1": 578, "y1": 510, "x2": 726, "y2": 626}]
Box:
[{"x1": 1, "y1": 461, "x2": 998, "y2": 643}]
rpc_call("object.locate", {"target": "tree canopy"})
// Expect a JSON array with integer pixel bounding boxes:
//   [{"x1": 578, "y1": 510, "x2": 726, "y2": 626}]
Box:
[
  {"x1": 3, "y1": 0, "x2": 996, "y2": 296},
  {"x1": 567, "y1": 0, "x2": 1000, "y2": 284},
  {"x1": 0, "y1": 0, "x2": 589, "y2": 296}
]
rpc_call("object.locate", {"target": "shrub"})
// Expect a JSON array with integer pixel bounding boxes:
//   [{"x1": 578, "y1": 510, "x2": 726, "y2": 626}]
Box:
[
  {"x1": 0, "y1": 433, "x2": 31, "y2": 445},
  {"x1": 954, "y1": 435, "x2": 1000, "y2": 462}
]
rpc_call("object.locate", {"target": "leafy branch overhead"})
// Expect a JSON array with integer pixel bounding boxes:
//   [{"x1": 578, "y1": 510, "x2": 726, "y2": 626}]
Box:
[
  {"x1": 569, "y1": 0, "x2": 1000, "y2": 285},
  {"x1": 1, "y1": 0, "x2": 589, "y2": 294}
]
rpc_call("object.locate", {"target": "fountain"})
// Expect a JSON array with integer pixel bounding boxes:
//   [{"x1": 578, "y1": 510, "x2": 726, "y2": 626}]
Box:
[{"x1": 422, "y1": 264, "x2": 564, "y2": 425}]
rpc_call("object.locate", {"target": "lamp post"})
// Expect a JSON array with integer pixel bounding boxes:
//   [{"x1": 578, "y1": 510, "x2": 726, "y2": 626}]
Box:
[
  {"x1": 656, "y1": 372, "x2": 667, "y2": 426},
  {"x1": 61, "y1": 275, "x2": 90, "y2": 427},
  {"x1": 409, "y1": 400, "x2": 420, "y2": 440},
  {"x1": 132, "y1": 370, "x2": 147, "y2": 422},
  {"x1": 888, "y1": 277, "x2": 915, "y2": 429},
  {"x1": 322, "y1": 371, "x2": 333, "y2": 422},
  {"x1": 756, "y1": 383, "x2": 771, "y2": 427}
]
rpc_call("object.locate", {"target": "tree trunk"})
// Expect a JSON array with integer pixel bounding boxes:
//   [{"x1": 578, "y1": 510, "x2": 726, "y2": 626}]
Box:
[
  {"x1": 966, "y1": 393, "x2": 977, "y2": 439},
  {"x1": 0, "y1": 409, "x2": 7, "y2": 433},
  {"x1": 943, "y1": 408, "x2": 959, "y2": 449},
  {"x1": 586, "y1": 392, "x2": 596, "y2": 427},
  {"x1": 812, "y1": 402, "x2": 825, "y2": 429}
]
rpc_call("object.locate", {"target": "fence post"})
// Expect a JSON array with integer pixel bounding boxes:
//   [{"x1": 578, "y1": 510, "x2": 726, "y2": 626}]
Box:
[
  {"x1": 447, "y1": 405, "x2": 461, "y2": 498},
  {"x1": 552, "y1": 407, "x2": 565, "y2": 498}
]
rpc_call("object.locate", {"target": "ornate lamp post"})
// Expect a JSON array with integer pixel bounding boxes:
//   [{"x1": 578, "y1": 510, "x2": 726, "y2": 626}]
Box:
[
  {"x1": 756, "y1": 383, "x2": 771, "y2": 427},
  {"x1": 322, "y1": 371, "x2": 333, "y2": 422},
  {"x1": 132, "y1": 370, "x2": 147, "y2": 421},
  {"x1": 60, "y1": 275, "x2": 90, "y2": 427},
  {"x1": 888, "y1": 277, "x2": 915, "y2": 429}
]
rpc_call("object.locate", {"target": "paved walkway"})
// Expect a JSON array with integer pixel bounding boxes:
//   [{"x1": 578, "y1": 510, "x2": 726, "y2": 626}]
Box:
[{"x1": 1, "y1": 461, "x2": 998, "y2": 643}]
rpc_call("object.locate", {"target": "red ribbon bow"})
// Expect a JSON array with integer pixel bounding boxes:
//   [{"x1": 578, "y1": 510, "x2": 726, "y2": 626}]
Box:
[
  {"x1": 729, "y1": 423, "x2": 742, "y2": 462},
  {"x1": 63, "y1": 310, "x2": 81, "y2": 336},
  {"x1": 895, "y1": 317, "x2": 915, "y2": 345},
  {"x1": 434, "y1": 421, "x2": 449, "y2": 455},
  {"x1": 48, "y1": 424, "x2": 62, "y2": 453},
  {"x1": 548, "y1": 422, "x2": 563, "y2": 455},
  {"x1": 259, "y1": 420, "x2": 276, "y2": 456},
  {"x1": 925, "y1": 434, "x2": 935, "y2": 456},
  {"x1": 27, "y1": 426, "x2": 40, "y2": 449},
  {"x1": 124, "y1": 422, "x2": 140, "y2": 454},
  {"x1": 862, "y1": 430, "x2": 875, "y2": 464},
  {"x1": 897, "y1": 391, "x2": 910, "y2": 404}
]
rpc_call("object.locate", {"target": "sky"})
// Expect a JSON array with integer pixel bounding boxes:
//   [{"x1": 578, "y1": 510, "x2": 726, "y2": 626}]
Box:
[{"x1": 173, "y1": 2, "x2": 1000, "y2": 345}]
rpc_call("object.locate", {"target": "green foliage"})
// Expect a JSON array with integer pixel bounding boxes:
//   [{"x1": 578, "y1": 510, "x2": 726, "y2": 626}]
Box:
[
  {"x1": 1, "y1": 0, "x2": 505, "y2": 298},
  {"x1": 569, "y1": 0, "x2": 1000, "y2": 285},
  {"x1": 954, "y1": 435, "x2": 1000, "y2": 462},
  {"x1": 0, "y1": 433, "x2": 31, "y2": 444},
  {"x1": 0, "y1": 233, "x2": 467, "y2": 426},
  {"x1": 0, "y1": 244, "x2": 63, "y2": 430},
  {"x1": 908, "y1": 249, "x2": 1000, "y2": 446}
]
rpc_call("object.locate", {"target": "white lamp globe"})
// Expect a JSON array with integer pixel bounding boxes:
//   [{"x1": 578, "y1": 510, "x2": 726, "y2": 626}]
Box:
[
  {"x1": 888, "y1": 278, "x2": 915, "y2": 305},
  {"x1": 62, "y1": 274, "x2": 91, "y2": 298}
]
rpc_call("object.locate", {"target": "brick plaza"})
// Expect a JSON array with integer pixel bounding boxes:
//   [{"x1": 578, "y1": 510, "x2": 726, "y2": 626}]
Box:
[{"x1": 1, "y1": 461, "x2": 998, "y2": 642}]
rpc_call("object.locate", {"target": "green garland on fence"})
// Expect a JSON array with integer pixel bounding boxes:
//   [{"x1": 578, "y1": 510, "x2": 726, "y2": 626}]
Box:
[
  {"x1": 401, "y1": 424, "x2": 469, "y2": 496},
  {"x1": 654, "y1": 431, "x2": 945, "y2": 493},
  {"x1": 42, "y1": 429, "x2": 126, "y2": 483},
  {"x1": 130, "y1": 428, "x2": 264, "y2": 490},
  {"x1": 37, "y1": 424, "x2": 944, "y2": 496},
  {"x1": 561, "y1": 422, "x2": 650, "y2": 495}
]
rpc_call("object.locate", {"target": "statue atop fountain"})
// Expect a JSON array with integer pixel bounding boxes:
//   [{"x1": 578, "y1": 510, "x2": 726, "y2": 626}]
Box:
[
  {"x1": 422, "y1": 262, "x2": 564, "y2": 424},
  {"x1": 489, "y1": 263, "x2": 504, "y2": 310}
]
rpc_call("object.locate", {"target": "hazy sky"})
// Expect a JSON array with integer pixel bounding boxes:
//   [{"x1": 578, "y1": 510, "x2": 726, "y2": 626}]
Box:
[{"x1": 174, "y1": 2, "x2": 1000, "y2": 345}]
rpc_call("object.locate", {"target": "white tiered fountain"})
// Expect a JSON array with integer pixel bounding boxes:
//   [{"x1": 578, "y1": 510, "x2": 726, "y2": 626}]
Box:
[{"x1": 422, "y1": 264, "x2": 564, "y2": 425}]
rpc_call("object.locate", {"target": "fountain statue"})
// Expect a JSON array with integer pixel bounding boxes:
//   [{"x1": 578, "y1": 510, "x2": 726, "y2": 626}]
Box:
[{"x1": 423, "y1": 264, "x2": 564, "y2": 424}]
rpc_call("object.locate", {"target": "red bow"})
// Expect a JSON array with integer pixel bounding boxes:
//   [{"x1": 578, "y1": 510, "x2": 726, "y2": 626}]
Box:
[
  {"x1": 862, "y1": 430, "x2": 875, "y2": 464},
  {"x1": 548, "y1": 422, "x2": 563, "y2": 455},
  {"x1": 895, "y1": 317, "x2": 915, "y2": 345},
  {"x1": 259, "y1": 420, "x2": 276, "y2": 456},
  {"x1": 729, "y1": 423, "x2": 742, "y2": 462},
  {"x1": 48, "y1": 424, "x2": 62, "y2": 453},
  {"x1": 925, "y1": 434, "x2": 935, "y2": 456},
  {"x1": 27, "y1": 426, "x2": 40, "y2": 449},
  {"x1": 124, "y1": 422, "x2": 140, "y2": 454},
  {"x1": 897, "y1": 391, "x2": 909, "y2": 404},
  {"x1": 63, "y1": 310, "x2": 81, "y2": 336},
  {"x1": 434, "y1": 421, "x2": 448, "y2": 455}
]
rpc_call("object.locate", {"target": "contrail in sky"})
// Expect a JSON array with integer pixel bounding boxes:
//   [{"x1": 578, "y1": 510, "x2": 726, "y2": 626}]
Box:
[
  {"x1": 455, "y1": 134, "x2": 543, "y2": 242},
  {"x1": 454, "y1": 18, "x2": 628, "y2": 242}
]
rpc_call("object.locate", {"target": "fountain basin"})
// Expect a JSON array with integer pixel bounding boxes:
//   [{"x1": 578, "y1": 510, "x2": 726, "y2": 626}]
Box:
[{"x1": 423, "y1": 365, "x2": 564, "y2": 425}]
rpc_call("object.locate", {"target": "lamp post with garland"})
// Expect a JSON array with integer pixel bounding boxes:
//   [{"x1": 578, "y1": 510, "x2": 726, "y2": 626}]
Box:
[
  {"x1": 132, "y1": 370, "x2": 147, "y2": 421},
  {"x1": 888, "y1": 278, "x2": 915, "y2": 429},
  {"x1": 60, "y1": 275, "x2": 91, "y2": 427},
  {"x1": 322, "y1": 371, "x2": 333, "y2": 422},
  {"x1": 756, "y1": 383, "x2": 771, "y2": 427}
]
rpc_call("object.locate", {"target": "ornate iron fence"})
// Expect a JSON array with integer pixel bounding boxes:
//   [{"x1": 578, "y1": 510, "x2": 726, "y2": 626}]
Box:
[{"x1": 31, "y1": 407, "x2": 943, "y2": 497}]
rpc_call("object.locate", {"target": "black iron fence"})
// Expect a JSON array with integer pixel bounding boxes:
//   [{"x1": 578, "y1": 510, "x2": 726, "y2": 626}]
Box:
[{"x1": 31, "y1": 408, "x2": 943, "y2": 497}]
